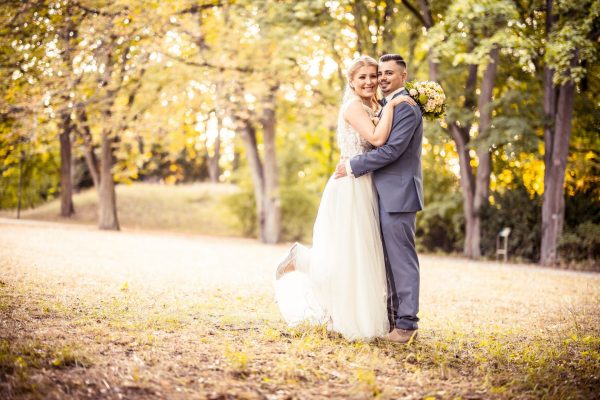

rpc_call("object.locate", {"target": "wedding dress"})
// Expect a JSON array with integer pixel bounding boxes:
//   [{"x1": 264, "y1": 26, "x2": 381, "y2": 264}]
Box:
[{"x1": 274, "y1": 95, "x2": 389, "y2": 340}]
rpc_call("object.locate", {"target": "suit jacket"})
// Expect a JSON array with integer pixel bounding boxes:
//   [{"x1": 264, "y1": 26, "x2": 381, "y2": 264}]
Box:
[{"x1": 349, "y1": 89, "x2": 424, "y2": 213}]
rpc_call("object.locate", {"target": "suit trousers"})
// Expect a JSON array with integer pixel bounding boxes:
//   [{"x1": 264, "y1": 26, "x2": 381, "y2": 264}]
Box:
[{"x1": 379, "y1": 208, "x2": 420, "y2": 330}]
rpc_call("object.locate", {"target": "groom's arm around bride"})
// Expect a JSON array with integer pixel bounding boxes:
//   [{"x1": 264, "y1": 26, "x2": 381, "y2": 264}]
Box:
[{"x1": 335, "y1": 95, "x2": 424, "y2": 214}]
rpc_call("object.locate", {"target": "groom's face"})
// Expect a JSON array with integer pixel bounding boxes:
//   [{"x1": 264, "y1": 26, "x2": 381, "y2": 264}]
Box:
[{"x1": 378, "y1": 61, "x2": 407, "y2": 96}]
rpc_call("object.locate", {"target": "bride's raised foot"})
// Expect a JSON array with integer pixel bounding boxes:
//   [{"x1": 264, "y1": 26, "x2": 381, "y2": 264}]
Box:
[{"x1": 275, "y1": 242, "x2": 299, "y2": 279}]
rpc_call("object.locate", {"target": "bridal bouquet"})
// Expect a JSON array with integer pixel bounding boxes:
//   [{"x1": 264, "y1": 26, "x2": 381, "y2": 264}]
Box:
[{"x1": 405, "y1": 80, "x2": 446, "y2": 120}]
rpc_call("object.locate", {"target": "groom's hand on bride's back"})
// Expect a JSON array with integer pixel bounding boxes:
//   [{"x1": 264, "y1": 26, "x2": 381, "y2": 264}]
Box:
[{"x1": 334, "y1": 162, "x2": 347, "y2": 179}]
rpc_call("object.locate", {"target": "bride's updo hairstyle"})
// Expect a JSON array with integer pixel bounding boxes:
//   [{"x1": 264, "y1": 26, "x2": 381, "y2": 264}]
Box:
[{"x1": 343, "y1": 55, "x2": 379, "y2": 109}]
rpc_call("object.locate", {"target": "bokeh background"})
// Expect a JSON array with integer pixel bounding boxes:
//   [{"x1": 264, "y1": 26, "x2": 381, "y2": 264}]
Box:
[{"x1": 1, "y1": 0, "x2": 598, "y2": 268}]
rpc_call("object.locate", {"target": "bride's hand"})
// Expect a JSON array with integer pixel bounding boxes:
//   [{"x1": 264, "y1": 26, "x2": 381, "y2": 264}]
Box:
[{"x1": 390, "y1": 95, "x2": 416, "y2": 107}]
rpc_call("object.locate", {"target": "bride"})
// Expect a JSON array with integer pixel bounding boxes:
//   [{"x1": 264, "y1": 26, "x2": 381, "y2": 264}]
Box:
[{"x1": 274, "y1": 56, "x2": 415, "y2": 340}]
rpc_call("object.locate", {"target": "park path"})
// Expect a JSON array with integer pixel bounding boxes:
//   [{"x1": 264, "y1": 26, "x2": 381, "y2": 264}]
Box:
[
  {"x1": 1, "y1": 216, "x2": 598, "y2": 335},
  {"x1": 0, "y1": 217, "x2": 282, "y2": 294}
]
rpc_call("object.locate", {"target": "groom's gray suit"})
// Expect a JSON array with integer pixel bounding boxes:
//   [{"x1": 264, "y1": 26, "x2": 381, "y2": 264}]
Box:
[{"x1": 349, "y1": 89, "x2": 423, "y2": 330}]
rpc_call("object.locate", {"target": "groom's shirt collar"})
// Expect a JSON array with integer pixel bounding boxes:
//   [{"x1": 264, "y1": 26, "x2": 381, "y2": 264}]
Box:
[{"x1": 384, "y1": 87, "x2": 405, "y2": 104}]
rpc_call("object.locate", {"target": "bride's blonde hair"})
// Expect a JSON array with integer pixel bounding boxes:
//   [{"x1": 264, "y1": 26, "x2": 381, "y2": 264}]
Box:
[{"x1": 343, "y1": 55, "x2": 380, "y2": 109}]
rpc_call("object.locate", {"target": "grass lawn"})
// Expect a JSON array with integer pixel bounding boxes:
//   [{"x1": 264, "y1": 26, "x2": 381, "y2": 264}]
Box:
[
  {"x1": 0, "y1": 218, "x2": 598, "y2": 399},
  {"x1": 0, "y1": 182, "x2": 242, "y2": 236}
]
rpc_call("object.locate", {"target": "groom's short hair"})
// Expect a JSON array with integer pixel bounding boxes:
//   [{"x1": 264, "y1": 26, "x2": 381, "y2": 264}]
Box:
[{"x1": 379, "y1": 54, "x2": 407, "y2": 69}]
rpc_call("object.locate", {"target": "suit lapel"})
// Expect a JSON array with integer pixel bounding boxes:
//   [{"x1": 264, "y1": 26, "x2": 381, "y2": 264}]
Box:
[{"x1": 379, "y1": 88, "x2": 408, "y2": 118}]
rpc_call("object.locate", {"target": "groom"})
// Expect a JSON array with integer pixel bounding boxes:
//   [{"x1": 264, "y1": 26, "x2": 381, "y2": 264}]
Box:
[{"x1": 335, "y1": 54, "x2": 423, "y2": 343}]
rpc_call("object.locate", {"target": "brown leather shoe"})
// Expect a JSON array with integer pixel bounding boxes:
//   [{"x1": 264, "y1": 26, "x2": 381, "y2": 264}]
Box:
[{"x1": 386, "y1": 328, "x2": 418, "y2": 344}]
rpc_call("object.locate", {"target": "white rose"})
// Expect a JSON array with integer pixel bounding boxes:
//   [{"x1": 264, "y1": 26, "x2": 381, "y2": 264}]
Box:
[{"x1": 409, "y1": 89, "x2": 418, "y2": 96}]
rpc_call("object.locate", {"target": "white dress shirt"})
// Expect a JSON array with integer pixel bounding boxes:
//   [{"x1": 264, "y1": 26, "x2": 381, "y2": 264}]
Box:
[
  {"x1": 345, "y1": 87, "x2": 405, "y2": 177},
  {"x1": 384, "y1": 87, "x2": 405, "y2": 105}
]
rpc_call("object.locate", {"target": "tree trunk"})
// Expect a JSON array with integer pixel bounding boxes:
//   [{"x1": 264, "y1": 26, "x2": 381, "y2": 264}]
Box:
[
  {"x1": 97, "y1": 43, "x2": 120, "y2": 231},
  {"x1": 539, "y1": 0, "x2": 576, "y2": 266},
  {"x1": 540, "y1": 62, "x2": 558, "y2": 264},
  {"x1": 237, "y1": 87, "x2": 281, "y2": 244},
  {"x1": 470, "y1": 45, "x2": 500, "y2": 258},
  {"x1": 416, "y1": 0, "x2": 439, "y2": 81},
  {"x1": 449, "y1": 123, "x2": 476, "y2": 256},
  {"x1": 452, "y1": 60, "x2": 479, "y2": 257},
  {"x1": 380, "y1": 0, "x2": 395, "y2": 54},
  {"x1": 542, "y1": 0, "x2": 557, "y2": 198},
  {"x1": 207, "y1": 113, "x2": 221, "y2": 183},
  {"x1": 239, "y1": 119, "x2": 265, "y2": 239},
  {"x1": 98, "y1": 128, "x2": 120, "y2": 230},
  {"x1": 351, "y1": 1, "x2": 365, "y2": 55},
  {"x1": 82, "y1": 142, "x2": 100, "y2": 191},
  {"x1": 541, "y1": 78, "x2": 575, "y2": 265},
  {"x1": 59, "y1": 111, "x2": 75, "y2": 217},
  {"x1": 56, "y1": 2, "x2": 78, "y2": 217},
  {"x1": 260, "y1": 86, "x2": 281, "y2": 244},
  {"x1": 427, "y1": 52, "x2": 439, "y2": 82},
  {"x1": 16, "y1": 148, "x2": 24, "y2": 219},
  {"x1": 76, "y1": 106, "x2": 100, "y2": 190}
]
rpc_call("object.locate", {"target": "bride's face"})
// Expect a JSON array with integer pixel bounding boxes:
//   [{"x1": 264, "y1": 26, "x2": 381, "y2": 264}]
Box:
[{"x1": 351, "y1": 65, "x2": 378, "y2": 99}]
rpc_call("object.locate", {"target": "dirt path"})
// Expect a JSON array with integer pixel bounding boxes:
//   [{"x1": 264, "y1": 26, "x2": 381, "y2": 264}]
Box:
[
  {"x1": 2, "y1": 217, "x2": 596, "y2": 331},
  {"x1": 0, "y1": 218, "x2": 282, "y2": 292},
  {"x1": 1, "y1": 218, "x2": 598, "y2": 399}
]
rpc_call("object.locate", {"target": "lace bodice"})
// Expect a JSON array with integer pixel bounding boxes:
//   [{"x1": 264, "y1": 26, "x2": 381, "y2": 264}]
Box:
[{"x1": 337, "y1": 98, "x2": 376, "y2": 158}]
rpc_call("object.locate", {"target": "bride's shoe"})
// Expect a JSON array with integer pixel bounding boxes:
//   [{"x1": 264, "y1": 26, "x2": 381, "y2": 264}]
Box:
[{"x1": 275, "y1": 242, "x2": 299, "y2": 280}]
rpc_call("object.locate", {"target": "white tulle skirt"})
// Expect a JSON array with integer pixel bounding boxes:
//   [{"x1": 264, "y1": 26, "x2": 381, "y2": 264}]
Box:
[{"x1": 274, "y1": 174, "x2": 389, "y2": 340}]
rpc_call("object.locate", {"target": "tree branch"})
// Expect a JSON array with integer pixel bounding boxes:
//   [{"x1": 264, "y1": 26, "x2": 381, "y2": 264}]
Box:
[
  {"x1": 165, "y1": 53, "x2": 255, "y2": 73},
  {"x1": 400, "y1": 0, "x2": 427, "y2": 27},
  {"x1": 417, "y1": 0, "x2": 434, "y2": 28},
  {"x1": 168, "y1": 21, "x2": 209, "y2": 51},
  {"x1": 177, "y1": 1, "x2": 224, "y2": 15},
  {"x1": 71, "y1": 0, "x2": 127, "y2": 17}
]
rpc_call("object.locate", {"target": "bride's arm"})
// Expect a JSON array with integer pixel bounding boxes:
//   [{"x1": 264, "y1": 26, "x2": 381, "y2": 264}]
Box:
[{"x1": 344, "y1": 96, "x2": 414, "y2": 147}]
